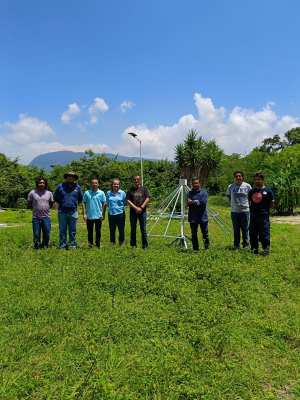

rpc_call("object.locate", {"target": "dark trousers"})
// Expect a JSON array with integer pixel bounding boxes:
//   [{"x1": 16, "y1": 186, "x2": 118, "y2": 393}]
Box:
[
  {"x1": 108, "y1": 212, "x2": 125, "y2": 244},
  {"x1": 190, "y1": 222, "x2": 209, "y2": 250},
  {"x1": 32, "y1": 218, "x2": 51, "y2": 248},
  {"x1": 231, "y1": 212, "x2": 249, "y2": 248},
  {"x1": 249, "y1": 214, "x2": 270, "y2": 252},
  {"x1": 130, "y1": 211, "x2": 148, "y2": 249},
  {"x1": 86, "y1": 219, "x2": 102, "y2": 247}
]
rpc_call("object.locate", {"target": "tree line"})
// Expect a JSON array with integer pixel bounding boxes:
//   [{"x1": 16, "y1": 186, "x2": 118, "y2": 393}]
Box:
[{"x1": 1, "y1": 127, "x2": 300, "y2": 213}]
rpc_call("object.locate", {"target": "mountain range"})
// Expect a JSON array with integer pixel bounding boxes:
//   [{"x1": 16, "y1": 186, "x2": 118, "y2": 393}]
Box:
[{"x1": 29, "y1": 151, "x2": 156, "y2": 171}]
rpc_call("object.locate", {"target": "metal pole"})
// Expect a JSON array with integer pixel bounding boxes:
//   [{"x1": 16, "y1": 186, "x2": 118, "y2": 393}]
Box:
[
  {"x1": 181, "y1": 184, "x2": 184, "y2": 238},
  {"x1": 140, "y1": 139, "x2": 143, "y2": 186}
]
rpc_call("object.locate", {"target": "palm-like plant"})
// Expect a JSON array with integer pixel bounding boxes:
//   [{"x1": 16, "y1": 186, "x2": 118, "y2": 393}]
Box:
[{"x1": 174, "y1": 130, "x2": 223, "y2": 186}]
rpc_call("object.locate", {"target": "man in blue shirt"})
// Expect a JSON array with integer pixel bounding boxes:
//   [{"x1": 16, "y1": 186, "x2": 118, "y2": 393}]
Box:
[
  {"x1": 248, "y1": 173, "x2": 275, "y2": 255},
  {"x1": 187, "y1": 177, "x2": 209, "y2": 251},
  {"x1": 82, "y1": 178, "x2": 106, "y2": 248},
  {"x1": 53, "y1": 171, "x2": 83, "y2": 249}
]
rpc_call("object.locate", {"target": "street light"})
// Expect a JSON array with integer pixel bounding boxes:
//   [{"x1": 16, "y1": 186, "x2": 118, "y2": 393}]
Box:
[{"x1": 128, "y1": 132, "x2": 143, "y2": 186}]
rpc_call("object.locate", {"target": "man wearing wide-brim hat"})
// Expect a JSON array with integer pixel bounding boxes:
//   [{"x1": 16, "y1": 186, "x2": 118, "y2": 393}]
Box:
[{"x1": 53, "y1": 171, "x2": 83, "y2": 249}]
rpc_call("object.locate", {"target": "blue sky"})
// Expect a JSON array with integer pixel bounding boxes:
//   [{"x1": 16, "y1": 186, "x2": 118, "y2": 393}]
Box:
[{"x1": 1, "y1": 0, "x2": 300, "y2": 163}]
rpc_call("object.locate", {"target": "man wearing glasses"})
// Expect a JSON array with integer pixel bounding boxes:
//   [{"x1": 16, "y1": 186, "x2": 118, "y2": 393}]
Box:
[{"x1": 126, "y1": 174, "x2": 150, "y2": 249}]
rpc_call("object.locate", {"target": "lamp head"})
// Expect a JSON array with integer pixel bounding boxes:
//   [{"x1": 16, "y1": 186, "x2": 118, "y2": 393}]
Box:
[{"x1": 128, "y1": 132, "x2": 137, "y2": 138}]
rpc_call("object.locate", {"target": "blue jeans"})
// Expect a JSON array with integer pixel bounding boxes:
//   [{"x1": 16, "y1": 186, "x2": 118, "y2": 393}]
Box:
[
  {"x1": 58, "y1": 212, "x2": 78, "y2": 249},
  {"x1": 32, "y1": 218, "x2": 51, "y2": 248},
  {"x1": 190, "y1": 222, "x2": 209, "y2": 250},
  {"x1": 231, "y1": 212, "x2": 249, "y2": 248},
  {"x1": 130, "y1": 211, "x2": 148, "y2": 249},
  {"x1": 108, "y1": 212, "x2": 125, "y2": 244}
]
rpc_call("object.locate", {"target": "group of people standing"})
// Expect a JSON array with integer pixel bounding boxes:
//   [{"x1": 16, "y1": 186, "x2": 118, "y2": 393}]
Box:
[
  {"x1": 186, "y1": 172, "x2": 275, "y2": 255},
  {"x1": 226, "y1": 171, "x2": 275, "y2": 254},
  {"x1": 27, "y1": 170, "x2": 275, "y2": 255},
  {"x1": 27, "y1": 172, "x2": 150, "y2": 250}
]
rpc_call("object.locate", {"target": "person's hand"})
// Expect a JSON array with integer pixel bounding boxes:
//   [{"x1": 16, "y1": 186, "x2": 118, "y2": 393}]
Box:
[
  {"x1": 136, "y1": 207, "x2": 142, "y2": 214},
  {"x1": 100, "y1": 215, "x2": 105, "y2": 221},
  {"x1": 83, "y1": 213, "x2": 87, "y2": 221},
  {"x1": 187, "y1": 199, "x2": 193, "y2": 205}
]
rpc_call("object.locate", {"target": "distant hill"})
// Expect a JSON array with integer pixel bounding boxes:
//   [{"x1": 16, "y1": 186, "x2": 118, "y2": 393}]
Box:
[{"x1": 29, "y1": 151, "x2": 157, "y2": 171}]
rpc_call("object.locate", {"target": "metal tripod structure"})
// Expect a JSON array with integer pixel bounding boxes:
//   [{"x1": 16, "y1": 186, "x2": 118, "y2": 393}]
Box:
[{"x1": 146, "y1": 179, "x2": 233, "y2": 249}]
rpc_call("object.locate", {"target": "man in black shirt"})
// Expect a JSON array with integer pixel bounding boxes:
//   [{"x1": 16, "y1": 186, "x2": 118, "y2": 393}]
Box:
[{"x1": 126, "y1": 174, "x2": 150, "y2": 249}]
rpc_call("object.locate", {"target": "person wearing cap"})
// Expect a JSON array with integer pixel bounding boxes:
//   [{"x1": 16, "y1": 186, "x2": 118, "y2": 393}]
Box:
[{"x1": 53, "y1": 171, "x2": 83, "y2": 249}]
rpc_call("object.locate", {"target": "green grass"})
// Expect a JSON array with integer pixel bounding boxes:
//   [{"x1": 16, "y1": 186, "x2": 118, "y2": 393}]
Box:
[{"x1": 0, "y1": 206, "x2": 300, "y2": 399}]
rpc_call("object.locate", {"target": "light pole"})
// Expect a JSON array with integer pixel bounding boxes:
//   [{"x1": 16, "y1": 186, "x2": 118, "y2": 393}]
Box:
[{"x1": 128, "y1": 132, "x2": 143, "y2": 186}]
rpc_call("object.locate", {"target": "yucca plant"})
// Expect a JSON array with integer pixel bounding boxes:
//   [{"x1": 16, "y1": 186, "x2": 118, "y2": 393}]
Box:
[{"x1": 174, "y1": 130, "x2": 223, "y2": 186}]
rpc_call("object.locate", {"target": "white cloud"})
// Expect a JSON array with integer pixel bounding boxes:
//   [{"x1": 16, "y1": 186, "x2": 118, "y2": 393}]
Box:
[
  {"x1": 117, "y1": 93, "x2": 299, "y2": 159},
  {"x1": 61, "y1": 103, "x2": 81, "y2": 124},
  {"x1": 88, "y1": 97, "x2": 109, "y2": 124},
  {"x1": 1, "y1": 94, "x2": 299, "y2": 165},
  {"x1": 90, "y1": 115, "x2": 98, "y2": 125},
  {"x1": 4, "y1": 114, "x2": 55, "y2": 143},
  {"x1": 120, "y1": 100, "x2": 135, "y2": 113}
]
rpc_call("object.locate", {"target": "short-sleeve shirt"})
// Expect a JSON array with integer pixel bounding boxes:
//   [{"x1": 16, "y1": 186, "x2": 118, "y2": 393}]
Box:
[
  {"x1": 106, "y1": 189, "x2": 127, "y2": 215},
  {"x1": 83, "y1": 189, "x2": 106, "y2": 219},
  {"x1": 27, "y1": 189, "x2": 53, "y2": 219},
  {"x1": 126, "y1": 186, "x2": 150, "y2": 213},
  {"x1": 226, "y1": 182, "x2": 251, "y2": 213},
  {"x1": 248, "y1": 187, "x2": 275, "y2": 215}
]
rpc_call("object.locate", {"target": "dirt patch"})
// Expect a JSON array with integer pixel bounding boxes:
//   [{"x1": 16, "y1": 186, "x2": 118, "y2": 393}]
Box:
[{"x1": 271, "y1": 216, "x2": 300, "y2": 225}]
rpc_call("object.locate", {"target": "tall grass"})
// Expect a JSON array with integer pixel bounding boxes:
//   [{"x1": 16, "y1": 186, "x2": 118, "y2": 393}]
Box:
[{"x1": 0, "y1": 207, "x2": 300, "y2": 399}]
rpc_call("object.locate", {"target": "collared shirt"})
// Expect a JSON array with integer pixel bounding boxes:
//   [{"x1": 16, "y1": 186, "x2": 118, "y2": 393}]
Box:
[
  {"x1": 187, "y1": 188, "x2": 208, "y2": 223},
  {"x1": 83, "y1": 189, "x2": 106, "y2": 219},
  {"x1": 53, "y1": 182, "x2": 83, "y2": 215},
  {"x1": 106, "y1": 189, "x2": 127, "y2": 215}
]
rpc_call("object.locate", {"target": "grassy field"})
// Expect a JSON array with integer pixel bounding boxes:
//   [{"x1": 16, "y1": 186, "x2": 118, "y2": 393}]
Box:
[{"x1": 1, "y1": 204, "x2": 300, "y2": 399}]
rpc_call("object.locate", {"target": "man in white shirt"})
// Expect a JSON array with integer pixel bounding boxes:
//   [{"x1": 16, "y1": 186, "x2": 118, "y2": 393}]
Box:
[{"x1": 226, "y1": 171, "x2": 251, "y2": 249}]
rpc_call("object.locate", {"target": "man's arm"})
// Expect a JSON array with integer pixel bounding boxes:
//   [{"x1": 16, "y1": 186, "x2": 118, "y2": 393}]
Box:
[
  {"x1": 82, "y1": 202, "x2": 87, "y2": 221},
  {"x1": 226, "y1": 185, "x2": 231, "y2": 205},
  {"x1": 198, "y1": 191, "x2": 208, "y2": 206},
  {"x1": 269, "y1": 190, "x2": 275, "y2": 209},
  {"x1": 49, "y1": 193, "x2": 54, "y2": 209},
  {"x1": 186, "y1": 191, "x2": 193, "y2": 206},
  {"x1": 100, "y1": 202, "x2": 107, "y2": 221},
  {"x1": 78, "y1": 186, "x2": 83, "y2": 203},
  {"x1": 140, "y1": 197, "x2": 149, "y2": 210},
  {"x1": 27, "y1": 201, "x2": 33, "y2": 210},
  {"x1": 127, "y1": 199, "x2": 139, "y2": 212},
  {"x1": 53, "y1": 185, "x2": 60, "y2": 203}
]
